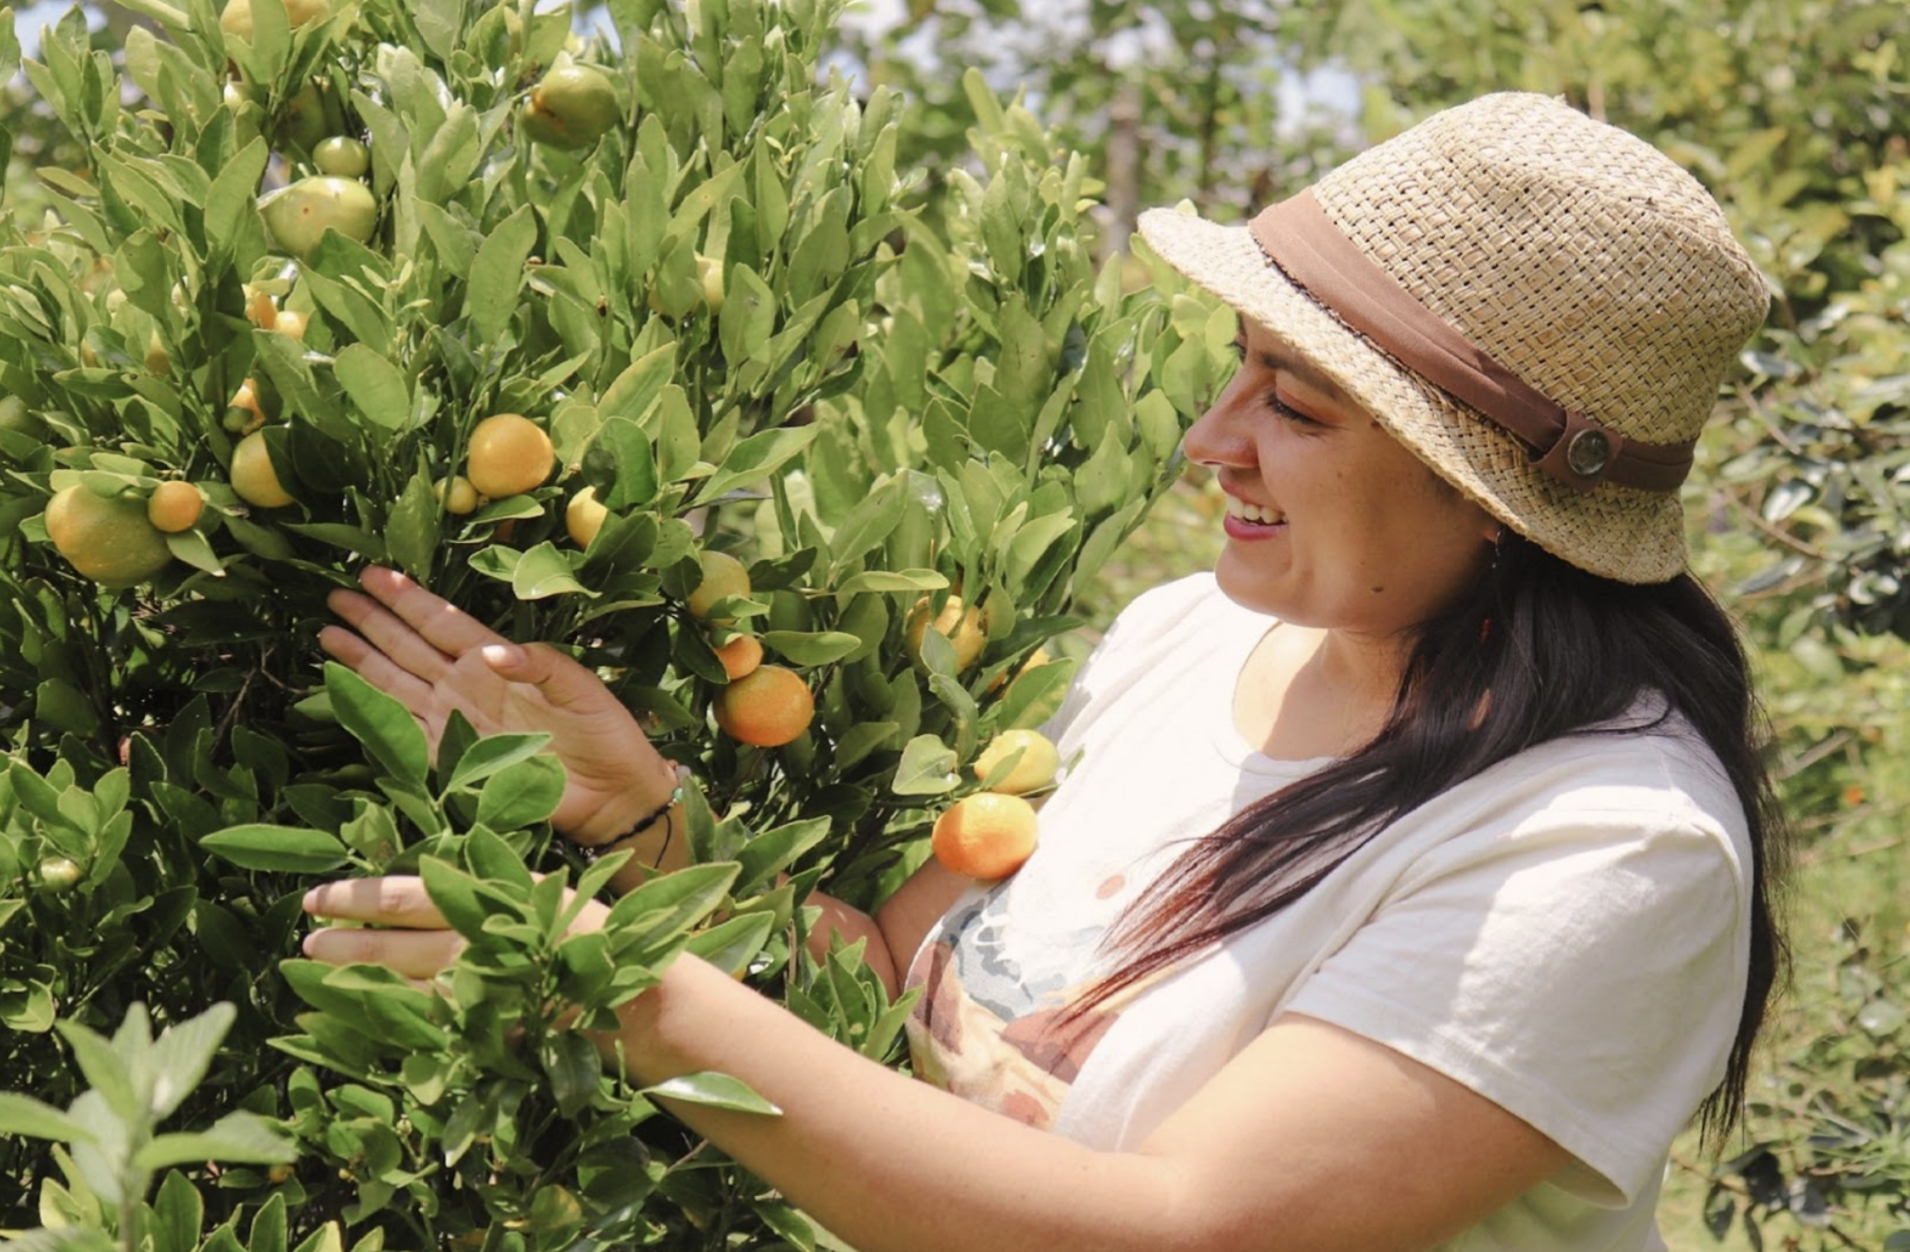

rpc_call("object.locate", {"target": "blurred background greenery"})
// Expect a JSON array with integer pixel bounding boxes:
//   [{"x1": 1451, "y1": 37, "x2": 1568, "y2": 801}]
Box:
[{"x1": 9, "y1": 0, "x2": 1910, "y2": 1245}]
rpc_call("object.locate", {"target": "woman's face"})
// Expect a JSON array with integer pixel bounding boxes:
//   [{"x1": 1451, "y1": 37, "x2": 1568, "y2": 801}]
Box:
[{"x1": 1183, "y1": 317, "x2": 1498, "y2": 637}]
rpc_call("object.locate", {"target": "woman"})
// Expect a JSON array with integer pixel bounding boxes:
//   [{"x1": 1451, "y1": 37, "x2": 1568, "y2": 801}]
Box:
[{"x1": 305, "y1": 92, "x2": 1786, "y2": 1251}]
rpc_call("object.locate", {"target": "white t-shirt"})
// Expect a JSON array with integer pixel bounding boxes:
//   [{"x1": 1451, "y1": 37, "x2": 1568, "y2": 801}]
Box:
[{"x1": 903, "y1": 573, "x2": 1751, "y2": 1252}]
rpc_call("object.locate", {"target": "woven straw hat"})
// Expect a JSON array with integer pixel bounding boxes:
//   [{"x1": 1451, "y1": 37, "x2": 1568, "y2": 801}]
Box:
[{"x1": 1138, "y1": 91, "x2": 1769, "y2": 584}]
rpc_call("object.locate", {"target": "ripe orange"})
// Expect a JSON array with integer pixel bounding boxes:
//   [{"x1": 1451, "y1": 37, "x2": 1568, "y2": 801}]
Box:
[
  {"x1": 465, "y1": 413, "x2": 554, "y2": 499},
  {"x1": 231, "y1": 431, "x2": 295, "y2": 507},
  {"x1": 906, "y1": 594, "x2": 986, "y2": 671},
  {"x1": 932, "y1": 793, "x2": 1039, "y2": 879},
  {"x1": 713, "y1": 664, "x2": 813, "y2": 747},
  {"x1": 147, "y1": 481, "x2": 205, "y2": 533},
  {"x1": 972, "y1": 729, "x2": 1060, "y2": 795},
  {"x1": 244, "y1": 284, "x2": 277, "y2": 329},
  {"x1": 565, "y1": 485, "x2": 609, "y2": 546},
  {"x1": 45, "y1": 485, "x2": 174, "y2": 588},
  {"x1": 273, "y1": 309, "x2": 308, "y2": 341},
  {"x1": 687, "y1": 549, "x2": 750, "y2": 621},
  {"x1": 714, "y1": 634, "x2": 764, "y2": 681}
]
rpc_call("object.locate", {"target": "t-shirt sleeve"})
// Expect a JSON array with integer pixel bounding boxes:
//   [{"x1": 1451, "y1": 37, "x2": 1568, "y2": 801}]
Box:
[{"x1": 1283, "y1": 805, "x2": 1747, "y2": 1206}]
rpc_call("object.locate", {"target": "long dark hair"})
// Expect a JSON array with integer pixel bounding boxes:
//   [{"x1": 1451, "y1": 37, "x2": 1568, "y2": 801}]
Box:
[{"x1": 1087, "y1": 532, "x2": 1789, "y2": 1143}]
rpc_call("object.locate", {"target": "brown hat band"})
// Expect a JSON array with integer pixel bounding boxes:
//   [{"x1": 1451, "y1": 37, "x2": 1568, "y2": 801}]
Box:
[{"x1": 1247, "y1": 188, "x2": 1696, "y2": 493}]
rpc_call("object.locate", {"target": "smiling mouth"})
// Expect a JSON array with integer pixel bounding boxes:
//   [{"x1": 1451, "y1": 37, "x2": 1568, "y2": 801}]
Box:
[{"x1": 1224, "y1": 496, "x2": 1286, "y2": 526}]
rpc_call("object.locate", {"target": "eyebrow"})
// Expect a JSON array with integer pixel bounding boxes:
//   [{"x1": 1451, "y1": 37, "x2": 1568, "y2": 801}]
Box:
[{"x1": 1252, "y1": 344, "x2": 1357, "y2": 410}]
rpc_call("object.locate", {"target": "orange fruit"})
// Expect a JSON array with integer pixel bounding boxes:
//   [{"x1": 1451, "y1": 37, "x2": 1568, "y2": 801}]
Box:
[
  {"x1": 687, "y1": 549, "x2": 750, "y2": 621},
  {"x1": 465, "y1": 413, "x2": 554, "y2": 499},
  {"x1": 244, "y1": 284, "x2": 277, "y2": 329},
  {"x1": 273, "y1": 309, "x2": 308, "y2": 341},
  {"x1": 972, "y1": 729, "x2": 1060, "y2": 795},
  {"x1": 906, "y1": 594, "x2": 986, "y2": 671},
  {"x1": 519, "y1": 64, "x2": 619, "y2": 150},
  {"x1": 714, "y1": 664, "x2": 813, "y2": 747},
  {"x1": 435, "y1": 475, "x2": 479, "y2": 515},
  {"x1": 714, "y1": 634, "x2": 763, "y2": 681},
  {"x1": 225, "y1": 378, "x2": 268, "y2": 434},
  {"x1": 231, "y1": 431, "x2": 294, "y2": 507},
  {"x1": 565, "y1": 485, "x2": 608, "y2": 546},
  {"x1": 220, "y1": 0, "x2": 331, "y2": 39},
  {"x1": 262, "y1": 176, "x2": 377, "y2": 261},
  {"x1": 932, "y1": 793, "x2": 1038, "y2": 879},
  {"x1": 147, "y1": 481, "x2": 205, "y2": 533},
  {"x1": 45, "y1": 485, "x2": 174, "y2": 588}
]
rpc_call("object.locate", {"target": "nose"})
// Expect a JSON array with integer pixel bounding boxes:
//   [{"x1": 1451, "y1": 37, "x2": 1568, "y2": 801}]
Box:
[{"x1": 1181, "y1": 369, "x2": 1255, "y2": 469}]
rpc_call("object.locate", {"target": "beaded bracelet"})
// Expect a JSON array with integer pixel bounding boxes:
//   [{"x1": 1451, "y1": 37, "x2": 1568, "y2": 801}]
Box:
[{"x1": 583, "y1": 763, "x2": 690, "y2": 866}]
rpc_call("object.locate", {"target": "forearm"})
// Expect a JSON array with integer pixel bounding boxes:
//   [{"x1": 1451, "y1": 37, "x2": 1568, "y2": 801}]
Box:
[{"x1": 605, "y1": 955, "x2": 1202, "y2": 1252}]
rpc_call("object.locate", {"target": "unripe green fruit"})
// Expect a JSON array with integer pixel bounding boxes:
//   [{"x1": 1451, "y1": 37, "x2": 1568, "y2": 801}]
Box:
[
  {"x1": 519, "y1": 64, "x2": 619, "y2": 150},
  {"x1": 313, "y1": 135, "x2": 370, "y2": 178},
  {"x1": 262, "y1": 177, "x2": 378, "y2": 261},
  {"x1": 36, "y1": 857, "x2": 83, "y2": 892},
  {"x1": 275, "y1": 81, "x2": 340, "y2": 157}
]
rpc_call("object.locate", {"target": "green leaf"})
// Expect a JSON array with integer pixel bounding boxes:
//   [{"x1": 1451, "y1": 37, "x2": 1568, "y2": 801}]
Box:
[
  {"x1": 474, "y1": 754, "x2": 566, "y2": 831},
  {"x1": 148, "y1": 1002, "x2": 237, "y2": 1120},
  {"x1": 418, "y1": 856, "x2": 513, "y2": 943},
  {"x1": 604, "y1": 862, "x2": 741, "y2": 943},
  {"x1": 133, "y1": 1111, "x2": 296, "y2": 1170},
  {"x1": 386, "y1": 462, "x2": 440, "y2": 577},
  {"x1": 445, "y1": 732, "x2": 553, "y2": 792},
  {"x1": 469, "y1": 205, "x2": 539, "y2": 344},
  {"x1": 640, "y1": 1071, "x2": 781, "y2": 1115},
  {"x1": 511, "y1": 542, "x2": 592, "y2": 600},
  {"x1": 892, "y1": 735, "x2": 960, "y2": 796},
  {"x1": 696, "y1": 426, "x2": 819, "y2": 504},
  {"x1": 684, "y1": 913, "x2": 775, "y2": 977},
  {"x1": 0, "y1": 1092, "x2": 95, "y2": 1144},
  {"x1": 200, "y1": 825, "x2": 350, "y2": 873},
  {"x1": 325, "y1": 661, "x2": 430, "y2": 786},
  {"x1": 333, "y1": 344, "x2": 412, "y2": 431},
  {"x1": 756, "y1": 630, "x2": 861, "y2": 665},
  {"x1": 834, "y1": 568, "x2": 948, "y2": 595}
]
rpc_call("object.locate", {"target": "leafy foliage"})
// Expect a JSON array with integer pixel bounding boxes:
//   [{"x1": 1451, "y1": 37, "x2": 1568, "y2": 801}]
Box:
[{"x1": 0, "y1": 0, "x2": 1222, "y2": 1245}]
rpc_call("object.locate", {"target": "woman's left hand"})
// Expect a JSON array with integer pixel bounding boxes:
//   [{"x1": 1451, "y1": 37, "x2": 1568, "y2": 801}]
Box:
[{"x1": 300, "y1": 876, "x2": 610, "y2": 979}]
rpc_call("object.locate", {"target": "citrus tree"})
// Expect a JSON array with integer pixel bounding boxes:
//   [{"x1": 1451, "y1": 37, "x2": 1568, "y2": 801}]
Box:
[{"x1": 0, "y1": 0, "x2": 1229, "y2": 1246}]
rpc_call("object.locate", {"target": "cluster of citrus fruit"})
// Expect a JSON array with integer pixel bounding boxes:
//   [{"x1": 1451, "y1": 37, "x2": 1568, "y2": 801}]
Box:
[
  {"x1": 931, "y1": 726, "x2": 1059, "y2": 881},
  {"x1": 683, "y1": 550, "x2": 815, "y2": 750}
]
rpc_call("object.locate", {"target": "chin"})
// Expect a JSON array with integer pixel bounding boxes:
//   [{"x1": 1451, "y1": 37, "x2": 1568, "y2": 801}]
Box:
[{"x1": 1211, "y1": 553, "x2": 1292, "y2": 620}]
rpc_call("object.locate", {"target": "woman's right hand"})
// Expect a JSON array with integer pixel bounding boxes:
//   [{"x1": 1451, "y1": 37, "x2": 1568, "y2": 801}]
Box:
[{"x1": 318, "y1": 565, "x2": 680, "y2": 847}]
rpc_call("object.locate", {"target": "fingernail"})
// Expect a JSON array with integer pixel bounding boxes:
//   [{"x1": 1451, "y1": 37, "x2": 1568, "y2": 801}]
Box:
[
  {"x1": 301, "y1": 888, "x2": 319, "y2": 913},
  {"x1": 482, "y1": 643, "x2": 520, "y2": 668}
]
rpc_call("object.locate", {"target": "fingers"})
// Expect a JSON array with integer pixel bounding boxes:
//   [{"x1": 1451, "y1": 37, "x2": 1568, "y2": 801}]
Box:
[
  {"x1": 317, "y1": 619, "x2": 440, "y2": 712},
  {"x1": 358, "y1": 565, "x2": 506, "y2": 658},
  {"x1": 490, "y1": 641, "x2": 621, "y2": 711},
  {"x1": 304, "y1": 875, "x2": 447, "y2": 928},
  {"x1": 302, "y1": 877, "x2": 463, "y2": 980},
  {"x1": 302, "y1": 924, "x2": 464, "y2": 981}
]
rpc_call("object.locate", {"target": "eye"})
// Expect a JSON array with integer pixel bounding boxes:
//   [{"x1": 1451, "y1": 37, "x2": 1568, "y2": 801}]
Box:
[
  {"x1": 1229, "y1": 335, "x2": 1249, "y2": 361},
  {"x1": 1265, "y1": 383, "x2": 1325, "y2": 428}
]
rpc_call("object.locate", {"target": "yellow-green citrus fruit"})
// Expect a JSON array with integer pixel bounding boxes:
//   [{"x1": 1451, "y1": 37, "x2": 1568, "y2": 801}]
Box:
[
  {"x1": 45, "y1": 485, "x2": 175, "y2": 588},
  {"x1": 465, "y1": 414, "x2": 555, "y2": 499},
  {"x1": 697, "y1": 254, "x2": 724, "y2": 312},
  {"x1": 144, "y1": 332, "x2": 171, "y2": 377},
  {"x1": 565, "y1": 485, "x2": 609, "y2": 547},
  {"x1": 231, "y1": 431, "x2": 295, "y2": 507},
  {"x1": 37, "y1": 857, "x2": 83, "y2": 892},
  {"x1": 435, "y1": 475, "x2": 479, "y2": 515},
  {"x1": 220, "y1": 0, "x2": 332, "y2": 41},
  {"x1": 714, "y1": 634, "x2": 764, "y2": 682},
  {"x1": 519, "y1": 64, "x2": 619, "y2": 150},
  {"x1": 272, "y1": 309, "x2": 308, "y2": 340},
  {"x1": 972, "y1": 729, "x2": 1060, "y2": 796},
  {"x1": 262, "y1": 176, "x2": 378, "y2": 262},
  {"x1": 906, "y1": 594, "x2": 987, "y2": 671},
  {"x1": 313, "y1": 135, "x2": 370, "y2": 178},
  {"x1": 687, "y1": 549, "x2": 750, "y2": 621},
  {"x1": 714, "y1": 664, "x2": 814, "y2": 748},
  {"x1": 932, "y1": 793, "x2": 1039, "y2": 880},
  {"x1": 147, "y1": 481, "x2": 205, "y2": 534},
  {"x1": 275, "y1": 81, "x2": 336, "y2": 156}
]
